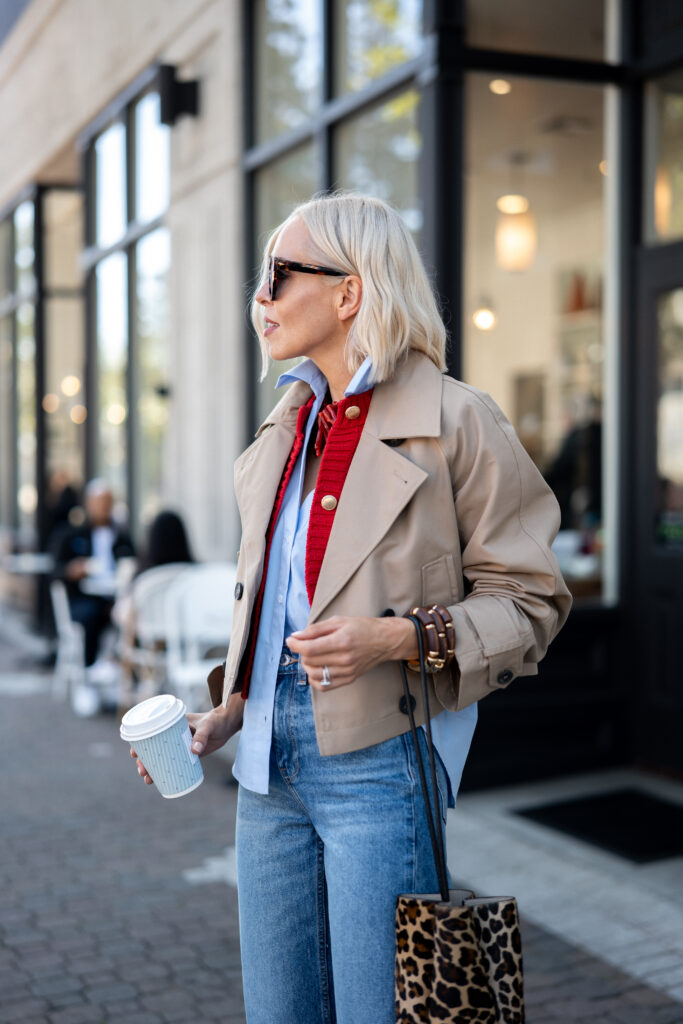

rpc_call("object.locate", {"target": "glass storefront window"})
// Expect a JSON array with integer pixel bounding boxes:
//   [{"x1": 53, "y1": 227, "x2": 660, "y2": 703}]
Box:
[
  {"x1": 466, "y1": 0, "x2": 609, "y2": 62},
  {"x1": 87, "y1": 85, "x2": 170, "y2": 529},
  {"x1": 254, "y1": 0, "x2": 322, "y2": 142},
  {"x1": 14, "y1": 201, "x2": 35, "y2": 297},
  {"x1": 464, "y1": 73, "x2": 609, "y2": 601},
  {"x1": 0, "y1": 190, "x2": 84, "y2": 548},
  {"x1": 16, "y1": 303, "x2": 36, "y2": 534},
  {"x1": 44, "y1": 298, "x2": 85, "y2": 483},
  {"x1": 135, "y1": 92, "x2": 170, "y2": 224},
  {"x1": 656, "y1": 288, "x2": 683, "y2": 546},
  {"x1": 255, "y1": 142, "x2": 319, "y2": 245},
  {"x1": 253, "y1": 143, "x2": 319, "y2": 423},
  {"x1": 0, "y1": 316, "x2": 12, "y2": 528},
  {"x1": 335, "y1": 89, "x2": 422, "y2": 237},
  {"x1": 95, "y1": 252, "x2": 128, "y2": 498},
  {"x1": 44, "y1": 191, "x2": 83, "y2": 291},
  {"x1": 134, "y1": 228, "x2": 170, "y2": 525},
  {"x1": 645, "y1": 71, "x2": 683, "y2": 244},
  {"x1": 333, "y1": 0, "x2": 422, "y2": 95},
  {"x1": 0, "y1": 218, "x2": 11, "y2": 301},
  {"x1": 94, "y1": 121, "x2": 126, "y2": 249}
]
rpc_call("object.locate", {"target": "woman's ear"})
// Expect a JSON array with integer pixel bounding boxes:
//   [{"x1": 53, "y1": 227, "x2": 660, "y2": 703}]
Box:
[{"x1": 337, "y1": 275, "x2": 362, "y2": 322}]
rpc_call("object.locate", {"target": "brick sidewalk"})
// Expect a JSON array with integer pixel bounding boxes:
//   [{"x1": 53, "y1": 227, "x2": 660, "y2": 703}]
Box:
[
  {"x1": 0, "y1": 654, "x2": 245, "y2": 1024},
  {"x1": 1, "y1": 648, "x2": 682, "y2": 1023}
]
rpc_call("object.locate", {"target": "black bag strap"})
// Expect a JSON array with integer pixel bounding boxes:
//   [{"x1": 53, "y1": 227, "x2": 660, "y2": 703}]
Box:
[{"x1": 399, "y1": 614, "x2": 450, "y2": 902}]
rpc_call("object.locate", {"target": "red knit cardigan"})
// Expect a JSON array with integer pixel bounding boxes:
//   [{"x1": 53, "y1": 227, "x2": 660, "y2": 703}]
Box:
[{"x1": 238, "y1": 388, "x2": 373, "y2": 697}]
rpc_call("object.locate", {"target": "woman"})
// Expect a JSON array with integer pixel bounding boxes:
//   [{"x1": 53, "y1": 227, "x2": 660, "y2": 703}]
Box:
[
  {"x1": 133, "y1": 193, "x2": 571, "y2": 1023},
  {"x1": 135, "y1": 509, "x2": 195, "y2": 575}
]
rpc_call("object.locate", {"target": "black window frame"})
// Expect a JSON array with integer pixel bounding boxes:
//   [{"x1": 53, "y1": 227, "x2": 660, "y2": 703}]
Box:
[
  {"x1": 78, "y1": 64, "x2": 170, "y2": 536},
  {"x1": 242, "y1": 0, "x2": 634, "y2": 443}
]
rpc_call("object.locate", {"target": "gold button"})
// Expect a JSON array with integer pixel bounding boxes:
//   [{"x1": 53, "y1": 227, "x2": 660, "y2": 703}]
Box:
[
  {"x1": 321, "y1": 495, "x2": 338, "y2": 511},
  {"x1": 345, "y1": 405, "x2": 361, "y2": 420}
]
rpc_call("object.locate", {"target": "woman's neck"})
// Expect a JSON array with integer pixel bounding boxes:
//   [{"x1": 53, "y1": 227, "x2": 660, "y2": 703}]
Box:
[{"x1": 312, "y1": 349, "x2": 353, "y2": 402}]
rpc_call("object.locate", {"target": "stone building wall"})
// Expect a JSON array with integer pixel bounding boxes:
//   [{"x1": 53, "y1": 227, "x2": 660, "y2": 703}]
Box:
[{"x1": 0, "y1": 0, "x2": 245, "y2": 559}]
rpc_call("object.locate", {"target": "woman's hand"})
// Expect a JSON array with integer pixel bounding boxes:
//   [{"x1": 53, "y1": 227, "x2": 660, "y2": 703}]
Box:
[
  {"x1": 286, "y1": 615, "x2": 418, "y2": 690},
  {"x1": 130, "y1": 693, "x2": 244, "y2": 786}
]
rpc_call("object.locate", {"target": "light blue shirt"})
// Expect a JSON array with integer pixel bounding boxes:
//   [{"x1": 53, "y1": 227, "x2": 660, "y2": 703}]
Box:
[{"x1": 233, "y1": 357, "x2": 477, "y2": 800}]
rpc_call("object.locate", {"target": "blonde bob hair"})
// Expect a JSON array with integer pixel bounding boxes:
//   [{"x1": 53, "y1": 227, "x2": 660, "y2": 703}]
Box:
[{"x1": 252, "y1": 193, "x2": 447, "y2": 383}]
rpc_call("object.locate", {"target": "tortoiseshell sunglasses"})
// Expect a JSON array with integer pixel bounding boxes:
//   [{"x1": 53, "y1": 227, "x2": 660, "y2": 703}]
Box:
[{"x1": 267, "y1": 256, "x2": 345, "y2": 301}]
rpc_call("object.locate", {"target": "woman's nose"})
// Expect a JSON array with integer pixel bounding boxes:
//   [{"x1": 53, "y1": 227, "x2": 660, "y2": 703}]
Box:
[{"x1": 255, "y1": 280, "x2": 270, "y2": 305}]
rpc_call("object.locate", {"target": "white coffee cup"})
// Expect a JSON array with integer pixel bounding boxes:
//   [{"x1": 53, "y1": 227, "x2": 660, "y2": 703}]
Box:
[{"x1": 120, "y1": 694, "x2": 203, "y2": 799}]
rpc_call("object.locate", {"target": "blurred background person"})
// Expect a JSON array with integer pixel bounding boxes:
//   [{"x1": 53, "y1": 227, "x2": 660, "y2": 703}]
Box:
[
  {"x1": 43, "y1": 470, "x2": 82, "y2": 553},
  {"x1": 131, "y1": 509, "x2": 195, "y2": 579},
  {"x1": 52, "y1": 478, "x2": 135, "y2": 665},
  {"x1": 544, "y1": 395, "x2": 602, "y2": 534}
]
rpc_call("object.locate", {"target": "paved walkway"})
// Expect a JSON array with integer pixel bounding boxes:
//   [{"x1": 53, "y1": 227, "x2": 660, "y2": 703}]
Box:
[{"x1": 1, "y1": 630, "x2": 682, "y2": 1023}]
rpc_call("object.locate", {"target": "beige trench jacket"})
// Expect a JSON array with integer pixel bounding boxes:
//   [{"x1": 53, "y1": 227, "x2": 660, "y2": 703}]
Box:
[{"x1": 219, "y1": 350, "x2": 572, "y2": 756}]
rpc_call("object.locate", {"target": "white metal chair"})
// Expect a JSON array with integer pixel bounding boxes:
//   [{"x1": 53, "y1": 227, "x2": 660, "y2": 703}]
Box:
[
  {"x1": 164, "y1": 562, "x2": 236, "y2": 711},
  {"x1": 49, "y1": 579, "x2": 86, "y2": 702},
  {"x1": 50, "y1": 580, "x2": 121, "y2": 714},
  {"x1": 116, "y1": 562, "x2": 193, "y2": 706}
]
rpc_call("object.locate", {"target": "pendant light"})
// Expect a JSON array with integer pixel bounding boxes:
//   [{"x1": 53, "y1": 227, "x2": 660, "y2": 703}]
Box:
[
  {"x1": 495, "y1": 152, "x2": 537, "y2": 271},
  {"x1": 495, "y1": 211, "x2": 537, "y2": 271},
  {"x1": 472, "y1": 299, "x2": 497, "y2": 331}
]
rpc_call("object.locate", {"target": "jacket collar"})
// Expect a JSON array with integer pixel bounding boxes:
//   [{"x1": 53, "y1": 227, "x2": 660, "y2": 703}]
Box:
[
  {"x1": 255, "y1": 350, "x2": 443, "y2": 440},
  {"x1": 365, "y1": 350, "x2": 443, "y2": 440}
]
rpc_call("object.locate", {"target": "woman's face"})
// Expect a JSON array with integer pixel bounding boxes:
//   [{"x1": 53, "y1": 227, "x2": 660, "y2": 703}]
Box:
[{"x1": 254, "y1": 218, "x2": 349, "y2": 367}]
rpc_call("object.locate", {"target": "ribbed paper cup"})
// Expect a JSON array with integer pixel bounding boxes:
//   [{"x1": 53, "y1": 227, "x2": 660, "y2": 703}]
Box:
[{"x1": 120, "y1": 694, "x2": 203, "y2": 799}]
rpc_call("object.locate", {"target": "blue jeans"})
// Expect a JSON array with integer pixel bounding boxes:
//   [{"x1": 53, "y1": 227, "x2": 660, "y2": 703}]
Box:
[{"x1": 236, "y1": 646, "x2": 449, "y2": 1024}]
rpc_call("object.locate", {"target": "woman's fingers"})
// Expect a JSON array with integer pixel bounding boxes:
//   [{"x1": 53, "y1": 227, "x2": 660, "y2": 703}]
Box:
[
  {"x1": 129, "y1": 746, "x2": 154, "y2": 785},
  {"x1": 309, "y1": 675, "x2": 354, "y2": 691},
  {"x1": 287, "y1": 622, "x2": 350, "y2": 665},
  {"x1": 136, "y1": 757, "x2": 154, "y2": 785},
  {"x1": 287, "y1": 618, "x2": 340, "y2": 643},
  {"x1": 294, "y1": 616, "x2": 404, "y2": 688}
]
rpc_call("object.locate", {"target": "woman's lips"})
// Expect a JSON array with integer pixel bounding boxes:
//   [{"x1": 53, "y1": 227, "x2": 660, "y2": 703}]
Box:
[{"x1": 264, "y1": 318, "x2": 279, "y2": 337}]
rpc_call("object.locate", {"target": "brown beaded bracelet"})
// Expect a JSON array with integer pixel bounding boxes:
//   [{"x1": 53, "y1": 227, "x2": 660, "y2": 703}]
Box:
[
  {"x1": 404, "y1": 604, "x2": 456, "y2": 673},
  {"x1": 431, "y1": 603, "x2": 456, "y2": 663}
]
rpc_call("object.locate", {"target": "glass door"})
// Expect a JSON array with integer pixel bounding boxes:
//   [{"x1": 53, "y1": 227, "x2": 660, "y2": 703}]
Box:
[{"x1": 634, "y1": 240, "x2": 683, "y2": 775}]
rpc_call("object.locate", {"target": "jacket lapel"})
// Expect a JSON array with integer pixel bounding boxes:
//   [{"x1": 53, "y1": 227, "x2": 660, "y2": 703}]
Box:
[
  {"x1": 234, "y1": 352, "x2": 445, "y2": 621},
  {"x1": 234, "y1": 379, "x2": 312, "y2": 562},
  {"x1": 308, "y1": 352, "x2": 444, "y2": 622},
  {"x1": 308, "y1": 431, "x2": 428, "y2": 622}
]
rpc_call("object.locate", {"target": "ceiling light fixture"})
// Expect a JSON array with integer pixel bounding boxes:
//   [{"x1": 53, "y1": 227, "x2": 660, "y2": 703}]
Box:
[
  {"x1": 495, "y1": 152, "x2": 537, "y2": 271},
  {"x1": 654, "y1": 165, "x2": 672, "y2": 237},
  {"x1": 61, "y1": 375, "x2": 81, "y2": 397},
  {"x1": 496, "y1": 194, "x2": 529, "y2": 215},
  {"x1": 496, "y1": 212, "x2": 537, "y2": 272},
  {"x1": 473, "y1": 301, "x2": 497, "y2": 331}
]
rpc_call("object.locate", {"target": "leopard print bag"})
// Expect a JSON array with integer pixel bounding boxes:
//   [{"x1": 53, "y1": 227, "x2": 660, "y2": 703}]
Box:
[
  {"x1": 395, "y1": 617, "x2": 525, "y2": 1023},
  {"x1": 395, "y1": 890, "x2": 524, "y2": 1022}
]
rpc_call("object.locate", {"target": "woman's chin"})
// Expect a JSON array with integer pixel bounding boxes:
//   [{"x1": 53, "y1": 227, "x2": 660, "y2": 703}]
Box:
[{"x1": 268, "y1": 336, "x2": 298, "y2": 361}]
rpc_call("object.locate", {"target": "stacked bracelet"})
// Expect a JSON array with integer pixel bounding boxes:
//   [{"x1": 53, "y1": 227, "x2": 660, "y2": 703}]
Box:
[{"x1": 404, "y1": 604, "x2": 456, "y2": 673}]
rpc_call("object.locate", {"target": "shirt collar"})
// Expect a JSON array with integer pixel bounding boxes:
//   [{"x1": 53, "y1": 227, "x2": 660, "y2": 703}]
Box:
[
  {"x1": 275, "y1": 356, "x2": 375, "y2": 402},
  {"x1": 344, "y1": 356, "x2": 375, "y2": 396}
]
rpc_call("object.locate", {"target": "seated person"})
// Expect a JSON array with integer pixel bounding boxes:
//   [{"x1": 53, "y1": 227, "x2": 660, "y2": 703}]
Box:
[{"x1": 52, "y1": 479, "x2": 135, "y2": 665}]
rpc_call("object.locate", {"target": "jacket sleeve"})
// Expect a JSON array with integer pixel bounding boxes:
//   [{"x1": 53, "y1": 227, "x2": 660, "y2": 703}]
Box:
[{"x1": 433, "y1": 382, "x2": 572, "y2": 712}]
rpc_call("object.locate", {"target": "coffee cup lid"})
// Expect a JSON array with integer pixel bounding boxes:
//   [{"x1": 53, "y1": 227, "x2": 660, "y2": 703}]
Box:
[{"x1": 120, "y1": 694, "x2": 186, "y2": 742}]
